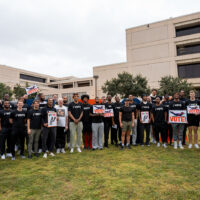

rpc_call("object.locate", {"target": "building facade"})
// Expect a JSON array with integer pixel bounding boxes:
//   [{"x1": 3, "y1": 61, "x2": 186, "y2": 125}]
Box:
[{"x1": 94, "y1": 12, "x2": 200, "y2": 97}]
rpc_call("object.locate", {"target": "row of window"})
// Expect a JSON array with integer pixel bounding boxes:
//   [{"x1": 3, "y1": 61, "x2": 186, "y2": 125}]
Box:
[{"x1": 178, "y1": 63, "x2": 200, "y2": 79}]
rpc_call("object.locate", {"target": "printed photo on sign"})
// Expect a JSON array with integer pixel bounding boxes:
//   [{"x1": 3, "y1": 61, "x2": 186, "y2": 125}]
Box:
[
  {"x1": 93, "y1": 105, "x2": 105, "y2": 114},
  {"x1": 57, "y1": 109, "x2": 65, "y2": 117},
  {"x1": 48, "y1": 112, "x2": 57, "y2": 127},
  {"x1": 187, "y1": 105, "x2": 200, "y2": 115},
  {"x1": 169, "y1": 110, "x2": 187, "y2": 124},
  {"x1": 104, "y1": 109, "x2": 114, "y2": 117},
  {"x1": 141, "y1": 111, "x2": 149, "y2": 123}
]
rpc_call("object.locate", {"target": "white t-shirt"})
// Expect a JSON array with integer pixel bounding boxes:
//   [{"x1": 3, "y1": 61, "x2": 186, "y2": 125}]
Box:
[{"x1": 55, "y1": 105, "x2": 68, "y2": 127}]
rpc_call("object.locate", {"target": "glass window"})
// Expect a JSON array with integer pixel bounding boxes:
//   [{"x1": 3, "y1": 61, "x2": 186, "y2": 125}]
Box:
[
  {"x1": 177, "y1": 44, "x2": 200, "y2": 56},
  {"x1": 178, "y1": 63, "x2": 200, "y2": 78},
  {"x1": 20, "y1": 74, "x2": 46, "y2": 83},
  {"x1": 176, "y1": 24, "x2": 200, "y2": 37}
]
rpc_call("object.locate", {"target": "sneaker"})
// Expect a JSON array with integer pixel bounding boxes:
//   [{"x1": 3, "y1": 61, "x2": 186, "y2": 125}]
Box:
[
  {"x1": 99, "y1": 147, "x2": 103, "y2": 150},
  {"x1": 77, "y1": 148, "x2": 82, "y2": 153},
  {"x1": 49, "y1": 152, "x2": 55, "y2": 157},
  {"x1": 153, "y1": 139, "x2": 157, "y2": 144},
  {"x1": 28, "y1": 155, "x2": 32, "y2": 159},
  {"x1": 34, "y1": 153, "x2": 40, "y2": 157},
  {"x1": 179, "y1": 141, "x2": 184, "y2": 149},
  {"x1": 61, "y1": 148, "x2": 66, "y2": 153},
  {"x1": 70, "y1": 148, "x2": 74, "y2": 153},
  {"x1": 1, "y1": 154, "x2": 5, "y2": 160},
  {"x1": 38, "y1": 149, "x2": 42, "y2": 153},
  {"x1": 127, "y1": 145, "x2": 131, "y2": 149},
  {"x1": 157, "y1": 143, "x2": 160, "y2": 147},
  {"x1": 92, "y1": 148, "x2": 96, "y2": 151},
  {"x1": 120, "y1": 145, "x2": 124, "y2": 150},
  {"x1": 56, "y1": 148, "x2": 60, "y2": 154},
  {"x1": 188, "y1": 144, "x2": 192, "y2": 149},
  {"x1": 6, "y1": 153, "x2": 12, "y2": 157},
  {"x1": 194, "y1": 144, "x2": 199, "y2": 149},
  {"x1": 43, "y1": 153, "x2": 47, "y2": 158},
  {"x1": 11, "y1": 157, "x2": 15, "y2": 161},
  {"x1": 46, "y1": 150, "x2": 49, "y2": 153},
  {"x1": 21, "y1": 155, "x2": 26, "y2": 159},
  {"x1": 174, "y1": 141, "x2": 177, "y2": 149},
  {"x1": 163, "y1": 143, "x2": 167, "y2": 148}
]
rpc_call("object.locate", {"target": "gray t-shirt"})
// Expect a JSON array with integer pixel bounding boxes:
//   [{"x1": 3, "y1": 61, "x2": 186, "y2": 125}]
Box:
[{"x1": 55, "y1": 105, "x2": 68, "y2": 127}]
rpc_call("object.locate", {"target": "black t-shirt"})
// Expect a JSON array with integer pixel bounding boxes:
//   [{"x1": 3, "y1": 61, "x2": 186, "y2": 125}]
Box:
[
  {"x1": 169, "y1": 100, "x2": 185, "y2": 110},
  {"x1": 152, "y1": 104, "x2": 166, "y2": 123},
  {"x1": 68, "y1": 102, "x2": 83, "y2": 122},
  {"x1": 90, "y1": 104, "x2": 104, "y2": 123},
  {"x1": 27, "y1": 109, "x2": 42, "y2": 129},
  {"x1": 120, "y1": 106, "x2": 134, "y2": 122},
  {"x1": 180, "y1": 97, "x2": 187, "y2": 105},
  {"x1": 113, "y1": 102, "x2": 123, "y2": 122},
  {"x1": 39, "y1": 101, "x2": 47, "y2": 109},
  {"x1": 22, "y1": 103, "x2": 31, "y2": 112},
  {"x1": 41, "y1": 106, "x2": 57, "y2": 124},
  {"x1": 151, "y1": 96, "x2": 157, "y2": 104},
  {"x1": 10, "y1": 110, "x2": 27, "y2": 128},
  {"x1": 82, "y1": 103, "x2": 91, "y2": 123},
  {"x1": 129, "y1": 102, "x2": 138, "y2": 119},
  {"x1": 0, "y1": 109, "x2": 12, "y2": 128}
]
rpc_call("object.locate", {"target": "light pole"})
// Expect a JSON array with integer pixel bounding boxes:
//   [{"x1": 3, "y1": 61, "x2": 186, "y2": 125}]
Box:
[{"x1": 93, "y1": 75, "x2": 99, "y2": 98}]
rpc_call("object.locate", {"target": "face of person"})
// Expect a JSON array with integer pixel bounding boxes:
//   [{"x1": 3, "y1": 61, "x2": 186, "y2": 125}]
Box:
[
  {"x1": 58, "y1": 99, "x2": 63, "y2": 107},
  {"x1": 34, "y1": 101, "x2": 39, "y2": 109},
  {"x1": 107, "y1": 95, "x2": 112, "y2": 101},
  {"x1": 73, "y1": 94, "x2": 79, "y2": 102},
  {"x1": 190, "y1": 91, "x2": 195, "y2": 99},
  {"x1": 180, "y1": 91, "x2": 184, "y2": 97},
  {"x1": 53, "y1": 95, "x2": 57, "y2": 101},
  {"x1": 48, "y1": 99, "x2": 53, "y2": 107},
  {"x1": 83, "y1": 97, "x2": 88, "y2": 103},
  {"x1": 174, "y1": 93, "x2": 179, "y2": 100},
  {"x1": 152, "y1": 90, "x2": 157, "y2": 96},
  {"x1": 4, "y1": 94, "x2": 9, "y2": 101},
  {"x1": 147, "y1": 96, "x2": 151, "y2": 103},
  {"x1": 101, "y1": 97, "x2": 106, "y2": 103},
  {"x1": 164, "y1": 95, "x2": 169, "y2": 101},
  {"x1": 17, "y1": 101, "x2": 24, "y2": 109},
  {"x1": 125, "y1": 100, "x2": 129, "y2": 106},
  {"x1": 95, "y1": 97, "x2": 99, "y2": 104},
  {"x1": 63, "y1": 97, "x2": 68, "y2": 103},
  {"x1": 129, "y1": 95, "x2": 133, "y2": 101},
  {"x1": 143, "y1": 96, "x2": 147, "y2": 102},
  {"x1": 155, "y1": 97, "x2": 160, "y2": 104},
  {"x1": 115, "y1": 96, "x2": 120, "y2": 103},
  {"x1": 40, "y1": 94, "x2": 45, "y2": 101},
  {"x1": 4, "y1": 101, "x2": 10, "y2": 109}
]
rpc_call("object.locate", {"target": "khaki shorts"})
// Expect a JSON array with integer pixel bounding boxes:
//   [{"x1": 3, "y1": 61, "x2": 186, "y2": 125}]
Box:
[{"x1": 122, "y1": 121, "x2": 132, "y2": 132}]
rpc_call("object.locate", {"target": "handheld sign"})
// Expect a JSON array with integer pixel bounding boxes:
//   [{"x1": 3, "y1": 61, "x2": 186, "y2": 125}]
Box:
[
  {"x1": 187, "y1": 105, "x2": 200, "y2": 115},
  {"x1": 169, "y1": 110, "x2": 187, "y2": 124},
  {"x1": 93, "y1": 105, "x2": 105, "y2": 114},
  {"x1": 104, "y1": 109, "x2": 114, "y2": 117},
  {"x1": 141, "y1": 111, "x2": 149, "y2": 123},
  {"x1": 48, "y1": 111, "x2": 57, "y2": 127},
  {"x1": 25, "y1": 85, "x2": 39, "y2": 96}
]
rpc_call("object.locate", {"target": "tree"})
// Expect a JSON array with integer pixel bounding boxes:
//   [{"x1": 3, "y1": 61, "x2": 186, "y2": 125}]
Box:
[
  {"x1": 0, "y1": 83, "x2": 13, "y2": 100},
  {"x1": 102, "y1": 72, "x2": 150, "y2": 98},
  {"x1": 13, "y1": 84, "x2": 26, "y2": 99},
  {"x1": 158, "y1": 76, "x2": 193, "y2": 96}
]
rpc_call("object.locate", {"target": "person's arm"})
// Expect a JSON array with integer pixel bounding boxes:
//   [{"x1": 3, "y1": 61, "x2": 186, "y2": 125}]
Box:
[
  {"x1": 27, "y1": 119, "x2": 31, "y2": 134},
  {"x1": 68, "y1": 111, "x2": 76, "y2": 122},
  {"x1": 131, "y1": 112, "x2": 135, "y2": 128},
  {"x1": 42, "y1": 108, "x2": 48, "y2": 127},
  {"x1": 65, "y1": 116, "x2": 68, "y2": 131},
  {"x1": 0, "y1": 118, "x2": 2, "y2": 132},
  {"x1": 78, "y1": 111, "x2": 83, "y2": 122},
  {"x1": 119, "y1": 111, "x2": 123, "y2": 128},
  {"x1": 9, "y1": 111, "x2": 13, "y2": 125},
  {"x1": 151, "y1": 112, "x2": 154, "y2": 123}
]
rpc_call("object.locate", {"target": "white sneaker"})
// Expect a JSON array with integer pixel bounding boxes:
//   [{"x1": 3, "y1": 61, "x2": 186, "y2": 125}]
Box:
[
  {"x1": 163, "y1": 143, "x2": 167, "y2": 148},
  {"x1": 77, "y1": 148, "x2": 82, "y2": 153},
  {"x1": 157, "y1": 142, "x2": 160, "y2": 147},
  {"x1": 179, "y1": 141, "x2": 184, "y2": 149},
  {"x1": 11, "y1": 157, "x2": 15, "y2": 161},
  {"x1": 174, "y1": 141, "x2": 177, "y2": 149},
  {"x1": 194, "y1": 144, "x2": 199, "y2": 149},
  {"x1": 43, "y1": 153, "x2": 47, "y2": 158},
  {"x1": 49, "y1": 152, "x2": 55, "y2": 157},
  {"x1": 56, "y1": 148, "x2": 60, "y2": 154},
  {"x1": 153, "y1": 139, "x2": 157, "y2": 144},
  {"x1": 61, "y1": 148, "x2": 66, "y2": 153},
  {"x1": 70, "y1": 148, "x2": 74, "y2": 153},
  {"x1": 6, "y1": 153, "x2": 12, "y2": 157},
  {"x1": 188, "y1": 144, "x2": 192, "y2": 149},
  {"x1": 1, "y1": 154, "x2": 5, "y2": 159},
  {"x1": 38, "y1": 149, "x2": 42, "y2": 153}
]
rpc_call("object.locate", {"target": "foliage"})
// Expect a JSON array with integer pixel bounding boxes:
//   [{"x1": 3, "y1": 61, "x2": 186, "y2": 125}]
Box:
[{"x1": 0, "y1": 83, "x2": 13, "y2": 100}]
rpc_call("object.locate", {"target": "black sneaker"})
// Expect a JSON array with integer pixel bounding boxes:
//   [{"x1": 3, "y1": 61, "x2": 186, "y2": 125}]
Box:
[
  {"x1": 34, "y1": 153, "x2": 40, "y2": 157},
  {"x1": 92, "y1": 148, "x2": 96, "y2": 151},
  {"x1": 28, "y1": 155, "x2": 32, "y2": 159},
  {"x1": 120, "y1": 146, "x2": 124, "y2": 150},
  {"x1": 127, "y1": 145, "x2": 131, "y2": 149}
]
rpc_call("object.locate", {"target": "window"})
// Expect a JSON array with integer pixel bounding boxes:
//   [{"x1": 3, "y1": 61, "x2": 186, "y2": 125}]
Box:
[
  {"x1": 50, "y1": 80, "x2": 56, "y2": 82},
  {"x1": 20, "y1": 74, "x2": 46, "y2": 83},
  {"x1": 178, "y1": 63, "x2": 200, "y2": 78},
  {"x1": 177, "y1": 43, "x2": 200, "y2": 56},
  {"x1": 77, "y1": 81, "x2": 90, "y2": 87},
  {"x1": 48, "y1": 85, "x2": 58, "y2": 88},
  {"x1": 176, "y1": 24, "x2": 200, "y2": 37},
  {"x1": 63, "y1": 83, "x2": 73, "y2": 89}
]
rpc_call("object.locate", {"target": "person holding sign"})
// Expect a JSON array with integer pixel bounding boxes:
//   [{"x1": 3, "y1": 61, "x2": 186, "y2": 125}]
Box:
[
  {"x1": 41, "y1": 98, "x2": 57, "y2": 158},
  {"x1": 138, "y1": 94, "x2": 152, "y2": 146},
  {"x1": 90, "y1": 97, "x2": 104, "y2": 150},
  {"x1": 151, "y1": 97, "x2": 167, "y2": 148},
  {"x1": 119, "y1": 98, "x2": 135, "y2": 150},
  {"x1": 68, "y1": 93, "x2": 83, "y2": 153},
  {"x1": 169, "y1": 92, "x2": 186, "y2": 149},
  {"x1": 185, "y1": 90, "x2": 200, "y2": 149}
]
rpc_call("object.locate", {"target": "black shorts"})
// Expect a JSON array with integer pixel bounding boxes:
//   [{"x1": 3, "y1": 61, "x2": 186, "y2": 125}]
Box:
[{"x1": 187, "y1": 114, "x2": 199, "y2": 127}]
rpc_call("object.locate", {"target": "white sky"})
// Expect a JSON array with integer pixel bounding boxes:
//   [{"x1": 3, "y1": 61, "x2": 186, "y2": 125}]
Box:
[{"x1": 0, "y1": 0, "x2": 199, "y2": 77}]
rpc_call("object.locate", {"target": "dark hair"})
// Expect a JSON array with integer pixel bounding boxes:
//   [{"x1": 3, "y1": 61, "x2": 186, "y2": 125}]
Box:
[
  {"x1": 73, "y1": 93, "x2": 79, "y2": 97},
  {"x1": 152, "y1": 89, "x2": 157, "y2": 92},
  {"x1": 33, "y1": 100, "x2": 39, "y2": 104}
]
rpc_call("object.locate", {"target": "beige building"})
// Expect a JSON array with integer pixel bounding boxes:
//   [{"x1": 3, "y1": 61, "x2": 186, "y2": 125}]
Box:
[
  {"x1": 94, "y1": 12, "x2": 200, "y2": 97},
  {"x1": 0, "y1": 64, "x2": 95, "y2": 101}
]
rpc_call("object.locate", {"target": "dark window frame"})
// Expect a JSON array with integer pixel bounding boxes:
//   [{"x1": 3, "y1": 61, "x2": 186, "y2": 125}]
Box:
[{"x1": 20, "y1": 74, "x2": 46, "y2": 83}]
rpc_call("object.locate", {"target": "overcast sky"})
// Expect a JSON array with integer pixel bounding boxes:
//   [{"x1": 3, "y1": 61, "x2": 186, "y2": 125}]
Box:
[{"x1": 0, "y1": 0, "x2": 199, "y2": 78}]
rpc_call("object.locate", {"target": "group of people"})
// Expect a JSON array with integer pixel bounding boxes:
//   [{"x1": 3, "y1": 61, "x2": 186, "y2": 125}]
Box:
[{"x1": 0, "y1": 89, "x2": 199, "y2": 161}]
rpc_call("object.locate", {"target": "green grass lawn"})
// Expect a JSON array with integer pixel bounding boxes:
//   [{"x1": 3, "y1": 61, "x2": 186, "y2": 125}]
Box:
[{"x1": 0, "y1": 135, "x2": 200, "y2": 200}]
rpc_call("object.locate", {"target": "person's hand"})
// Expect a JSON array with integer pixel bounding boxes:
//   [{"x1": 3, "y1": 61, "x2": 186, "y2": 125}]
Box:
[
  {"x1": 112, "y1": 122, "x2": 115, "y2": 126},
  {"x1": 74, "y1": 119, "x2": 79, "y2": 124},
  {"x1": 27, "y1": 129, "x2": 31, "y2": 135},
  {"x1": 65, "y1": 126, "x2": 68, "y2": 131},
  {"x1": 120, "y1": 123, "x2": 123, "y2": 128},
  {"x1": 44, "y1": 123, "x2": 48, "y2": 127},
  {"x1": 140, "y1": 119, "x2": 143, "y2": 124},
  {"x1": 148, "y1": 119, "x2": 151, "y2": 124}
]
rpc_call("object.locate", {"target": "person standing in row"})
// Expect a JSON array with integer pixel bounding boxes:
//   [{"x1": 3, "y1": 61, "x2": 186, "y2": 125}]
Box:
[
  {"x1": 169, "y1": 92, "x2": 186, "y2": 149},
  {"x1": 186, "y1": 90, "x2": 200, "y2": 149},
  {"x1": 27, "y1": 100, "x2": 42, "y2": 158},
  {"x1": 90, "y1": 97, "x2": 104, "y2": 150},
  {"x1": 55, "y1": 98, "x2": 68, "y2": 154},
  {"x1": 151, "y1": 97, "x2": 167, "y2": 148},
  {"x1": 81, "y1": 95, "x2": 92, "y2": 150},
  {"x1": 42, "y1": 98, "x2": 57, "y2": 158},
  {"x1": 119, "y1": 98, "x2": 135, "y2": 150},
  {"x1": 10, "y1": 101, "x2": 27, "y2": 160},
  {"x1": 68, "y1": 93, "x2": 83, "y2": 153},
  {"x1": 112, "y1": 96, "x2": 122, "y2": 146},
  {"x1": 138, "y1": 94, "x2": 152, "y2": 146},
  {"x1": 0, "y1": 101, "x2": 12, "y2": 159}
]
